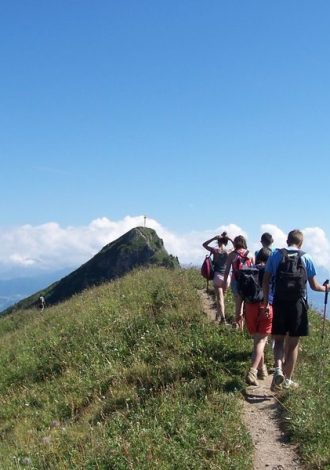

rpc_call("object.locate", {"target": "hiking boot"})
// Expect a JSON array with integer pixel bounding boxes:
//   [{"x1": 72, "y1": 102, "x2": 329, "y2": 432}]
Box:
[
  {"x1": 246, "y1": 368, "x2": 259, "y2": 386},
  {"x1": 257, "y1": 365, "x2": 268, "y2": 380},
  {"x1": 282, "y1": 379, "x2": 299, "y2": 390},
  {"x1": 270, "y1": 368, "x2": 285, "y2": 391}
]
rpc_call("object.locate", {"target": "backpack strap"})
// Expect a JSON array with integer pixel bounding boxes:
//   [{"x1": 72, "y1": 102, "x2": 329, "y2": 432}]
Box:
[
  {"x1": 280, "y1": 248, "x2": 305, "y2": 258},
  {"x1": 235, "y1": 249, "x2": 249, "y2": 259}
]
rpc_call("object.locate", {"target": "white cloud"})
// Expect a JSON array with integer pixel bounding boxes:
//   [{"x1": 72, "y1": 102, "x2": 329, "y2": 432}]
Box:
[
  {"x1": 302, "y1": 227, "x2": 330, "y2": 268},
  {"x1": 0, "y1": 218, "x2": 329, "y2": 278},
  {"x1": 259, "y1": 224, "x2": 287, "y2": 249}
]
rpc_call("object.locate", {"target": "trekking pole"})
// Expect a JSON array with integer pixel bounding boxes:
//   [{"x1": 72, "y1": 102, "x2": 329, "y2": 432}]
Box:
[{"x1": 321, "y1": 279, "x2": 329, "y2": 342}]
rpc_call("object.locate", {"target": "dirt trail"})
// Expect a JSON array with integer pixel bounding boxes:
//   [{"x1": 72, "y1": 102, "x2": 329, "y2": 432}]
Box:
[{"x1": 200, "y1": 289, "x2": 303, "y2": 470}]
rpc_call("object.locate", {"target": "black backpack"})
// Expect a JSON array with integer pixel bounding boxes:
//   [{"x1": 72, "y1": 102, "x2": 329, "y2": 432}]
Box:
[
  {"x1": 274, "y1": 249, "x2": 307, "y2": 302},
  {"x1": 237, "y1": 266, "x2": 264, "y2": 303},
  {"x1": 255, "y1": 247, "x2": 272, "y2": 265}
]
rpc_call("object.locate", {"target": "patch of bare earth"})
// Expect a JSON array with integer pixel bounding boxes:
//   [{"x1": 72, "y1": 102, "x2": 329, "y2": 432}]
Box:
[{"x1": 200, "y1": 289, "x2": 303, "y2": 470}]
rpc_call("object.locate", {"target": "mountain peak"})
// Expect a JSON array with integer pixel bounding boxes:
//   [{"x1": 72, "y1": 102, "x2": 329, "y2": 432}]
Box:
[{"x1": 5, "y1": 227, "x2": 179, "y2": 313}]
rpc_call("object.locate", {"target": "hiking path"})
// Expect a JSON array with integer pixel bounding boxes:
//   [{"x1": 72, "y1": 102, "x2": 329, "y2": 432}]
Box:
[{"x1": 200, "y1": 289, "x2": 303, "y2": 470}]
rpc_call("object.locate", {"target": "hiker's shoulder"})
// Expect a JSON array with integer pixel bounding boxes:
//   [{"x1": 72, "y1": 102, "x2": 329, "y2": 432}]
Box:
[
  {"x1": 235, "y1": 248, "x2": 249, "y2": 256},
  {"x1": 301, "y1": 251, "x2": 313, "y2": 262},
  {"x1": 264, "y1": 248, "x2": 283, "y2": 271},
  {"x1": 300, "y1": 252, "x2": 316, "y2": 274},
  {"x1": 227, "y1": 249, "x2": 237, "y2": 259}
]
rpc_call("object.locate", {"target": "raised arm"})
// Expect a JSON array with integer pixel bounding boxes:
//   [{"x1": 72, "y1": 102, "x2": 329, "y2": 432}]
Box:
[{"x1": 202, "y1": 236, "x2": 218, "y2": 252}]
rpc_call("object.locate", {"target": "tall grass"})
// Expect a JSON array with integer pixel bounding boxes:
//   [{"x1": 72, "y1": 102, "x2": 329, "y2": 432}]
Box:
[{"x1": 0, "y1": 268, "x2": 253, "y2": 469}]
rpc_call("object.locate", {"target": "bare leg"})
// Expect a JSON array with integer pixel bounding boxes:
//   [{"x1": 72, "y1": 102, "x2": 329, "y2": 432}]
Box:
[
  {"x1": 251, "y1": 335, "x2": 268, "y2": 370},
  {"x1": 283, "y1": 336, "x2": 300, "y2": 379},
  {"x1": 283, "y1": 333, "x2": 289, "y2": 365},
  {"x1": 218, "y1": 287, "x2": 225, "y2": 321},
  {"x1": 273, "y1": 334, "x2": 286, "y2": 369},
  {"x1": 234, "y1": 294, "x2": 244, "y2": 330},
  {"x1": 215, "y1": 287, "x2": 226, "y2": 322}
]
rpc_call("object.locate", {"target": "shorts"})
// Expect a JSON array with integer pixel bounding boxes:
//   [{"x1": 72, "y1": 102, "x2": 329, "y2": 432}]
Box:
[
  {"x1": 245, "y1": 303, "x2": 273, "y2": 335},
  {"x1": 213, "y1": 272, "x2": 231, "y2": 289},
  {"x1": 272, "y1": 298, "x2": 309, "y2": 337}
]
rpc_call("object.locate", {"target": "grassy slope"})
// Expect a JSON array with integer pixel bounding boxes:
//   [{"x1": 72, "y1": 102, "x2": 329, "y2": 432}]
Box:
[
  {"x1": 0, "y1": 267, "x2": 329, "y2": 469},
  {"x1": 279, "y1": 311, "x2": 330, "y2": 469},
  {"x1": 0, "y1": 268, "x2": 253, "y2": 469}
]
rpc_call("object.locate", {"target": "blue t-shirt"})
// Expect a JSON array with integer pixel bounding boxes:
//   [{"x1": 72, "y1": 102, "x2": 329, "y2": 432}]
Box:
[{"x1": 265, "y1": 247, "x2": 316, "y2": 278}]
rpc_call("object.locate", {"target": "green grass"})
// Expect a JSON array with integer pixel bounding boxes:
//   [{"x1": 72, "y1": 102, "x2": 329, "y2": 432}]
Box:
[
  {"x1": 277, "y1": 311, "x2": 330, "y2": 470},
  {"x1": 0, "y1": 268, "x2": 253, "y2": 469},
  {"x1": 0, "y1": 267, "x2": 329, "y2": 469}
]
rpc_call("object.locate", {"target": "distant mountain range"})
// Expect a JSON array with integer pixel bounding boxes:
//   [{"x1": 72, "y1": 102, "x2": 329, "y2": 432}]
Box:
[{"x1": 3, "y1": 227, "x2": 180, "y2": 314}]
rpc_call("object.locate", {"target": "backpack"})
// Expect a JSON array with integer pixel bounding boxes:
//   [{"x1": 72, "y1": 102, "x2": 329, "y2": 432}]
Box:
[
  {"x1": 201, "y1": 254, "x2": 214, "y2": 280},
  {"x1": 237, "y1": 266, "x2": 264, "y2": 303},
  {"x1": 255, "y1": 247, "x2": 272, "y2": 265},
  {"x1": 274, "y1": 249, "x2": 307, "y2": 302},
  {"x1": 232, "y1": 250, "x2": 253, "y2": 280}
]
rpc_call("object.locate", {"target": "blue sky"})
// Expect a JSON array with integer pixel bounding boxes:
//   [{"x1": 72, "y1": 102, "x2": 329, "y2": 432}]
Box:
[{"x1": 1, "y1": 1, "x2": 330, "y2": 280}]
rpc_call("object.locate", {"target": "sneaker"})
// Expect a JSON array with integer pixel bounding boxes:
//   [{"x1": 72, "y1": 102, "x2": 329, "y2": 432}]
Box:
[
  {"x1": 257, "y1": 365, "x2": 268, "y2": 380},
  {"x1": 246, "y1": 368, "x2": 259, "y2": 386},
  {"x1": 282, "y1": 379, "x2": 299, "y2": 390},
  {"x1": 270, "y1": 368, "x2": 285, "y2": 391}
]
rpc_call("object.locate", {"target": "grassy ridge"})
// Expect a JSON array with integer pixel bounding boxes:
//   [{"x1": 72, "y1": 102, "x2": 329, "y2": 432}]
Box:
[
  {"x1": 1, "y1": 267, "x2": 329, "y2": 469},
  {"x1": 0, "y1": 268, "x2": 253, "y2": 469}
]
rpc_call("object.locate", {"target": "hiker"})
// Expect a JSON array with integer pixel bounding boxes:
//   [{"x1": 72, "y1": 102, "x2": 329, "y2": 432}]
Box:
[
  {"x1": 255, "y1": 232, "x2": 276, "y2": 366},
  {"x1": 255, "y1": 232, "x2": 274, "y2": 264},
  {"x1": 223, "y1": 235, "x2": 254, "y2": 329},
  {"x1": 38, "y1": 296, "x2": 46, "y2": 312},
  {"x1": 203, "y1": 232, "x2": 233, "y2": 323},
  {"x1": 245, "y1": 247, "x2": 273, "y2": 386},
  {"x1": 262, "y1": 229, "x2": 330, "y2": 390}
]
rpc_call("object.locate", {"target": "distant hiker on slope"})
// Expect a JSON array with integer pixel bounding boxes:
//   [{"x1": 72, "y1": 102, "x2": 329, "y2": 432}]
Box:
[
  {"x1": 223, "y1": 235, "x2": 254, "y2": 329},
  {"x1": 38, "y1": 296, "x2": 46, "y2": 312},
  {"x1": 244, "y1": 247, "x2": 273, "y2": 386},
  {"x1": 203, "y1": 232, "x2": 233, "y2": 323},
  {"x1": 262, "y1": 229, "x2": 330, "y2": 391}
]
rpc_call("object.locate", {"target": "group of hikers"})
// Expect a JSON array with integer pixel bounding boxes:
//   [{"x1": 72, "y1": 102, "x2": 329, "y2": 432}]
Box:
[{"x1": 203, "y1": 229, "x2": 329, "y2": 391}]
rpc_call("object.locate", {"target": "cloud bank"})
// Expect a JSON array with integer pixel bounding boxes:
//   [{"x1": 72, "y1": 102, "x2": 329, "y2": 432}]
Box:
[{"x1": 0, "y1": 217, "x2": 329, "y2": 278}]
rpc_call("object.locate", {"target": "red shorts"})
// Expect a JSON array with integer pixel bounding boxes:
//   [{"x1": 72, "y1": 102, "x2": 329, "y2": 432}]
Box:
[{"x1": 244, "y1": 303, "x2": 273, "y2": 335}]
